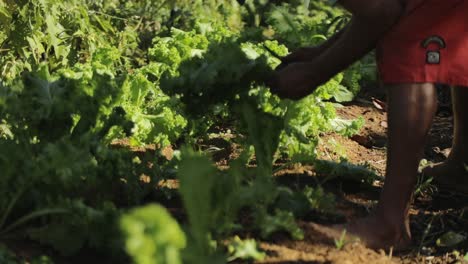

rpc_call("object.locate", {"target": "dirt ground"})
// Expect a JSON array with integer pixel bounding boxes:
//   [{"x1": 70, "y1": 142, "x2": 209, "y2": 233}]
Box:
[
  {"x1": 256, "y1": 87, "x2": 468, "y2": 264},
  {"x1": 6, "y1": 88, "x2": 468, "y2": 264}
]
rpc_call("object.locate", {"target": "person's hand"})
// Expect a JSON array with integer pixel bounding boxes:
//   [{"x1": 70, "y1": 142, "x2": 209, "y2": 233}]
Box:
[
  {"x1": 268, "y1": 62, "x2": 325, "y2": 100},
  {"x1": 276, "y1": 46, "x2": 323, "y2": 70}
]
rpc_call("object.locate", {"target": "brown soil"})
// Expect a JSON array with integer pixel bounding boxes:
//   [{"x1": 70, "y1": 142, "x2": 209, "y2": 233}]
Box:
[
  {"x1": 7, "y1": 88, "x2": 468, "y2": 264},
  {"x1": 254, "y1": 88, "x2": 468, "y2": 264},
  {"x1": 136, "y1": 87, "x2": 468, "y2": 264},
  {"x1": 258, "y1": 222, "x2": 398, "y2": 264},
  {"x1": 318, "y1": 101, "x2": 388, "y2": 175}
]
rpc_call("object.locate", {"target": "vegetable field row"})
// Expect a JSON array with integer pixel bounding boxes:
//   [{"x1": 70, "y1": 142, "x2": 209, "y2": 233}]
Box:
[{"x1": 0, "y1": 1, "x2": 375, "y2": 263}]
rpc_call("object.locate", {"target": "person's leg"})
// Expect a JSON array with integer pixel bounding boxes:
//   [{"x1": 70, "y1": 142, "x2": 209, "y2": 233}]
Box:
[
  {"x1": 314, "y1": 83, "x2": 437, "y2": 249},
  {"x1": 378, "y1": 83, "x2": 436, "y2": 237},
  {"x1": 424, "y1": 86, "x2": 468, "y2": 191}
]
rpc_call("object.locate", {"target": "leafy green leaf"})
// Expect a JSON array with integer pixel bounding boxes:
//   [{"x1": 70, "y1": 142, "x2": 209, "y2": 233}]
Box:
[
  {"x1": 120, "y1": 204, "x2": 186, "y2": 264},
  {"x1": 177, "y1": 148, "x2": 218, "y2": 259},
  {"x1": 332, "y1": 85, "x2": 354, "y2": 103},
  {"x1": 241, "y1": 102, "x2": 283, "y2": 176},
  {"x1": 227, "y1": 236, "x2": 266, "y2": 262},
  {"x1": 436, "y1": 231, "x2": 466, "y2": 248},
  {"x1": 257, "y1": 209, "x2": 304, "y2": 240}
]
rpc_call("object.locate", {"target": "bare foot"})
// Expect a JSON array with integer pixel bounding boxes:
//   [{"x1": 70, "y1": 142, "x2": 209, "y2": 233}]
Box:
[
  {"x1": 423, "y1": 158, "x2": 468, "y2": 194},
  {"x1": 309, "y1": 216, "x2": 412, "y2": 251}
]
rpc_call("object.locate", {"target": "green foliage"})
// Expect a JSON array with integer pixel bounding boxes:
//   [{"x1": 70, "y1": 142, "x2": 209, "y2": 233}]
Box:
[
  {"x1": 257, "y1": 209, "x2": 304, "y2": 240},
  {"x1": 0, "y1": 249, "x2": 55, "y2": 264},
  {"x1": 177, "y1": 149, "x2": 232, "y2": 263},
  {"x1": 120, "y1": 204, "x2": 186, "y2": 264},
  {"x1": 266, "y1": 1, "x2": 347, "y2": 48},
  {"x1": 331, "y1": 116, "x2": 365, "y2": 137},
  {"x1": 241, "y1": 102, "x2": 284, "y2": 176},
  {"x1": 30, "y1": 256, "x2": 55, "y2": 264},
  {"x1": 27, "y1": 201, "x2": 120, "y2": 256},
  {"x1": 436, "y1": 231, "x2": 466, "y2": 248},
  {"x1": 176, "y1": 145, "x2": 308, "y2": 262},
  {"x1": 414, "y1": 176, "x2": 435, "y2": 197},
  {"x1": 0, "y1": 0, "x2": 375, "y2": 261},
  {"x1": 0, "y1": 49, "x2": 161, "y2": 256},
  {"x1": 157, "y1": 25, "x2": 361, "y2": 163},
  {"x1": 118, "y1": 72, "x2": 187, "y2": 146},
  {"x1": 276, "y1": 186, "x2": 335, "y2": 218},
  {"x1": 227, "y1": 236, "x2": 266, "y2": 262},
  {"x1": 0, "y1": 0, "x2": 128, "y2": 81},
  {"x1": 159, "y1": 30, "x2": 273, "y2": 117},
  {"x1": 0, "y1": 245, "x2": 17, "y2": 264},
  {"x1": 315, "y1": 159, "x2": 383, "y2": 185},
  {"x1": 177, "y1": 149, "x2": 219, "y2": 260},
  {"x1": 334, "y1": 230, "x2": 347, "y2": 250},
  {"x1": 303, "y1": 186, "x2": 336, "y2": 212},
  {"x1": 280, "y1": 96, "x2": 337, "y2": 162}
]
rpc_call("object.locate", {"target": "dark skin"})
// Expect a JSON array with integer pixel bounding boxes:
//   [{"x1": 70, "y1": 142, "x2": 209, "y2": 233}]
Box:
[
  {"x1": 270, "y1": 0, "x2": 404, "y2": 100},
  {"x1": 423, "y1": 87, "x2": 468, "y2": 193},
  {"x1": 269, "y1": 0, "x2": 468, "y2": 250}
]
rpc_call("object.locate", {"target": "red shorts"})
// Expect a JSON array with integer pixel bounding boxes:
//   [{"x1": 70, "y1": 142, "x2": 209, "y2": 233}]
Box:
[{"x1": 377, "y1": 0, "x2": 468, "y2": 86}]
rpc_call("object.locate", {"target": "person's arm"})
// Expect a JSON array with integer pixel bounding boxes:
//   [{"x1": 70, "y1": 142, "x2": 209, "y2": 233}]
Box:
[
  {"x1": 269, "y1": 0, "x2": 404, "y2": 100},
  {"x1": 282, "y1": 0, "x2": 405, "y2": 64},
  {"x1": 313, "y1": 0, "x2": 404, "y2": 81}
]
